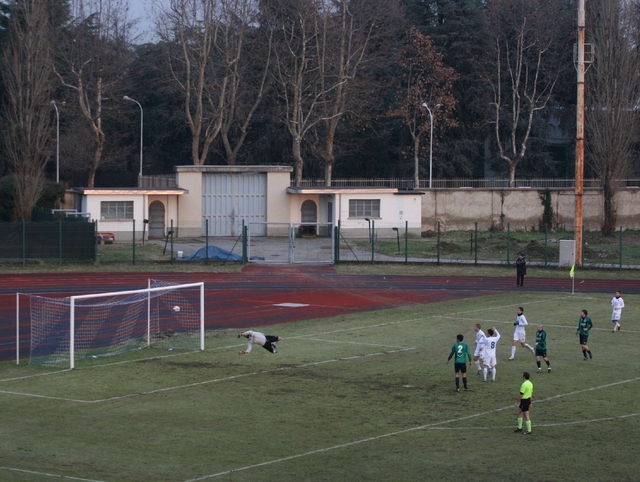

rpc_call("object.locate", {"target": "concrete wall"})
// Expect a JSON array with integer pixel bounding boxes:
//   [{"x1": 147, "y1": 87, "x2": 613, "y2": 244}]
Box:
[
  {"x1": 421, "y1": 188, "x2": 640, "y2": 232},
  {"x1": 175, "y1": 169, "x2": 203, "y2": 237}
]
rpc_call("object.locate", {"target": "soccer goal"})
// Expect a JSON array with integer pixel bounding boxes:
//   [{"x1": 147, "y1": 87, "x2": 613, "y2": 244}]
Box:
[{"x1": 17, "y1": 280, "x2": 205, "y2": 369}]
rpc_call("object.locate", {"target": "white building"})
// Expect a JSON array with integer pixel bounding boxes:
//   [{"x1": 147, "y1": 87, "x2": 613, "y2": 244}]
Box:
[{"x1": 69, "y1": 165, "x2": 424, "y2": 242}]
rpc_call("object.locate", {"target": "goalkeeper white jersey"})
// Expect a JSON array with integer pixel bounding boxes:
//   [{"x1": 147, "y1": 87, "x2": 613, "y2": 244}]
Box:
[{"x1": 241, "y1": 330, "x2": 266, "y2": 352}]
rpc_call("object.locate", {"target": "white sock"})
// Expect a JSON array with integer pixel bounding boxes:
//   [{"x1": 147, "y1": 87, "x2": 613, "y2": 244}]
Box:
[
  {"x1": 475, "y1": 360, "x2": 481, "y2": 370},
  {"x1": 525, "y1": 343, "x2": 534, "y2": 352},
  {"x1": 483, "y1": 368, "x2": 488, "y2": 380},
  {"x1": 492, "y1": 368, "x2": 497, "y2": 381},
  {"x1": 511, "y1": 346, "x2": 516, "y2": 357}
]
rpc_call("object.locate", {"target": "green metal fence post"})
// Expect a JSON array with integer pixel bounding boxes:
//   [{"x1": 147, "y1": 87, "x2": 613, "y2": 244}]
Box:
[
  {"x1": 545, "y1": 223, "x2": 548, "y2": 267},
  {"x1": 474, "y1": 222, "x2": 478, "y2": 266},
  {"x1": 336, "y1": 220, "x2": 341, "y2": 264},
  {"x1": 170, "y1": 219, "x2": 174, "y2": 265},
  {"x1": 94, "y1": 221, "x2": 98, "y2": 265},
  {"x1": 59, "y1": 219, "x2": 63, "y2": 265},
  {"x1": 405, "y1": 220, "x2": 408, "y2": 265},
  {"x1": 22, "y1": 221, "x2": 25, "y2": 267},
  {"x1": 132, "y1": 219, "x2": 136, "y2": 265},
  {"x1": 581, "y1": 226, "x2": 585, "y2": 266},
  {"x1": 619, "y1": 226, "x2": 623, "y2": 270},
  {"x1": 371, "y1": 220, "x2": 375, "y2": 264},
  {"x1": 205, "y1": 219, "x2": 209, "y2": 262},
  {"x1": 437, "y1": 221, "x2": 441, "y2": 265},
  {"x1": 507, "y1": 223, "x2": 511, "y2": 266},
  {"x1": 242, "y1": 220, "x2": 247, "y2": 264}
]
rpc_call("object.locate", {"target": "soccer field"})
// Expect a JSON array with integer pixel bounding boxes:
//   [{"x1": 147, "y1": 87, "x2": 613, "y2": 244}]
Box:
[{"x1": 0, "y1": 291, "x2": 638, "y2": 482}]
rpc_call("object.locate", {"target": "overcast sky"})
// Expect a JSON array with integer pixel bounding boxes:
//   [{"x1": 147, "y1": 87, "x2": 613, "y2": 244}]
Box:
[{"x1": 129, "y1": 0, "x2": 158, "y2": 42}]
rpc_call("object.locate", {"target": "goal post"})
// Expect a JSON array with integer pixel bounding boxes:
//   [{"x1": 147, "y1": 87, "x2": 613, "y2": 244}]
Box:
[{"x1": 18, "y1": 280, "x2": 205, "y2": 369}]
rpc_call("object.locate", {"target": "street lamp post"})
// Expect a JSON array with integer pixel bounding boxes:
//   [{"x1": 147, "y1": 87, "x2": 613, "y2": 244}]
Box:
[
  {"x1": 123, "y1": 96, "x2": 143, "y2": 179},
  {"x1": 51, "y1": 100, "x2": 60, "y2": 183},
  {"x1": 421, "y1": 103, "x2": 441, "y2": 189}
]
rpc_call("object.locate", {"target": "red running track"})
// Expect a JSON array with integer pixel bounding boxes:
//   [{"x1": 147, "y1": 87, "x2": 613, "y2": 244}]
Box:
[{"x1": 1, "y1": 265, "x2": 636, "y2": 363}]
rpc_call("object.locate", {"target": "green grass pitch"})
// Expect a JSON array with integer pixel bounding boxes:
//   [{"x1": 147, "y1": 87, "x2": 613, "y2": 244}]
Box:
[{"x1": 0, "y1": 291, "x2": 638, "y2": 481}]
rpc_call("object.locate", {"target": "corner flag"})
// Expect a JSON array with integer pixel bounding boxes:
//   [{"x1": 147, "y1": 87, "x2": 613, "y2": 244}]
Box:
[{"x1": 570, "y1": 264, "x2": 575, "y2": 278}]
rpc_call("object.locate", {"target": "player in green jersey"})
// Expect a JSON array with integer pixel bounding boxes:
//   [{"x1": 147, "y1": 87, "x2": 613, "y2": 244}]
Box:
[
  {"x1": 515, "y1": 372, "x2": 534, "y2": 435},
  {"x1": 446, "y1": 334, "x2": 473, "y2": 392},
  {"x1": 534, "y1": 325, "x2": 551, "y2": 373},
  {"x1": 576, "y1": 309, "x2": 593, "y2": 360}
]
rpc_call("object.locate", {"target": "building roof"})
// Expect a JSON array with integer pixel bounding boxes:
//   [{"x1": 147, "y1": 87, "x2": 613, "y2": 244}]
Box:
[
  {"x1": 286, "y1": 186, "x2": 423, "y2": 195},
  {"x1": 175, "y1": 165, "x2": 293, "y2": 173},
  {"x1": 70, "y1": 187, "x2": 188, "y2": 195}
]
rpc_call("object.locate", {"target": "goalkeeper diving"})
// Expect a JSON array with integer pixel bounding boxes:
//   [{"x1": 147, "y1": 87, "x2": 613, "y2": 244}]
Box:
[{"x1": 238, "y1": 330, "x2": 282, "y2": 355}]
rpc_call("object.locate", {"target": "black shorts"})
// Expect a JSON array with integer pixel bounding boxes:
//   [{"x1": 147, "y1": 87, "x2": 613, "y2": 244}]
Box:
[
  {"x1": 519, "y1": 398, "x2": 532, "y2": 412},
  {"x1": 454, "y1": 362, "x2": 467, "y2": 374},
  {"x1": 535, "y1": 348, "x2": 547, "y2": 357},
  {"x1": 579, "y1": 335, "x2": 589, "y2": 345},
  {"x1": 262, "y1": 335, "x2": 280, "y2": 353}
]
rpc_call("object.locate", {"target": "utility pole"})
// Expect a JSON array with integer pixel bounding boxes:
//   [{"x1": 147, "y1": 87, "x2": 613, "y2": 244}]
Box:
[{"x1": 575, "y1": 0, "x2": 586, "y2": 266}]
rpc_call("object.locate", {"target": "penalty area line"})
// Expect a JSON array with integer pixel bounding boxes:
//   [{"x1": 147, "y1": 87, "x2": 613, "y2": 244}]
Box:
[
  {"x1": 182, "y1": 376, "x2": 640, "y2": 481},
  {"x1": 428, "y1": 412, "x2": 640, "y2": 430},
  {"x1": 301, "y1": 337, "x2": 410, "y2": 349}
]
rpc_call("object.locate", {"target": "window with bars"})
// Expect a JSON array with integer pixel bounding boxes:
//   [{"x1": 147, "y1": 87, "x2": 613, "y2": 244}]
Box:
[
  {"x1": 349, "y1": 199, "x2": 380, "y2": 218},
  {"x1": 100, "y1": 201, "x2": 134, "y2": 220}
]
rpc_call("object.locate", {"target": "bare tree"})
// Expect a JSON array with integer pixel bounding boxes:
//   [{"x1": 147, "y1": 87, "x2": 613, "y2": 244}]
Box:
[
  {"x1": 393, "y1": 28, "x2": 457, "y2": 188},
  {"x1": 585, "y1": 0, "x2": 640, "y2": 235},
  {"x1": 312, "y1": 0, "x2": 401, "y2": 186},
  {"x1": 265, "y1": 0, "x2": 322, "y2": 186},
  {"x1": 55, "y1": 0, "x2": 134, "y2": 187},
  {"x1": 158, "y1": 0, "x2": 270, "y2": 166},
  {"x1": 487, "y1": 0, "x2": 566, "y2": 187},
  {"x1": 2, "y1": 0, "x2": 54, "y2": 221}
]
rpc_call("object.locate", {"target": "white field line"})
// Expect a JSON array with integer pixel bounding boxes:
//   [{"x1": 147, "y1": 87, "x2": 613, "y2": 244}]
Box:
[
  {"x1": 301, "y1": 338, "x2": 408, "y2": 349},
  {"x1": 0, "y1": 347, "x2": 415, "y2": 404},
  {"x1": 0, "y1": 466, "x2": 107, "y2": 482},
  {"x1": 183, "y1": 376, "x2": 640, "y2": 481},
  {"x1": 429, "y1": 412, "x2": 640, "y2": 430}
]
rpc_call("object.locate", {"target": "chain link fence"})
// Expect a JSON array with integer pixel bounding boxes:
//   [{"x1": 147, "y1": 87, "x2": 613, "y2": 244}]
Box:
[{"x1": 335, "y1": 221, "x2": 640, "y2": 269}]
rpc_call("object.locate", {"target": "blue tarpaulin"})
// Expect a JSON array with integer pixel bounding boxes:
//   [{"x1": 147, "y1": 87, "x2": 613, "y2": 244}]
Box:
[{"x1": 184, "y1": 245, "x2": 242, "y2": 261}]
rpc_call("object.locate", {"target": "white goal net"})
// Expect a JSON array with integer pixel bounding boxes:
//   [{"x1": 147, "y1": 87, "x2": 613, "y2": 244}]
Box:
[{"x1": 19, "y1": 280, "x2": 205, "y2": 369}]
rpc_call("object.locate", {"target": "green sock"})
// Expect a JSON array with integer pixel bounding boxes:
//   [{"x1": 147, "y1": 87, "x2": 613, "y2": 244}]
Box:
[
  {"x1": 526, "y1": 420, "x2": 531, "y2": 432},
  {"x1": 517, "y1": 418, "x2": 523, "y2": 429}
]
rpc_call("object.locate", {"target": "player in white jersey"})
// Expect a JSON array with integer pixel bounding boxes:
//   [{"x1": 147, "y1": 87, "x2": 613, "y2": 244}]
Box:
[
  {"x1": 482, "y1": 327, "x2": 500, "y2": 382},
  {"x1": 509, "y1": 307, "x2": 535, "y2": 360},
  {"x1": 611, "y1": 291, "x2": 625, "y2": 333},
  {"x1": 238, "y1": 330, "x2": 282, "y2": 355},
  {"x1": 473, "y1": 324, "x2": 486, "y2": 375}
]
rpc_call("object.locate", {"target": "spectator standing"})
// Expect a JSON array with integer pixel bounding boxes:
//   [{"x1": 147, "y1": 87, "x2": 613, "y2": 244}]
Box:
[{"x1": 516, "y1": 252, "x2": 527, "y2": 287}]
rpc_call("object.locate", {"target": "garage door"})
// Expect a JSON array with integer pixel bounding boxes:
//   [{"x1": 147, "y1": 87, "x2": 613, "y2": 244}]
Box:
[{"x1": 202, "y1": 173, "x2": 267, "y2": 236}]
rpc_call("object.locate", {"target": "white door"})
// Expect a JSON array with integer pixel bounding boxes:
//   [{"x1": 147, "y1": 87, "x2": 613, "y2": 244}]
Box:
[
  {"x1": 202, "y1": 173, "x2": 267, "y2": 236},
  {"x1": 148, "y1": 201, "x2": 165, "y2": 238}
]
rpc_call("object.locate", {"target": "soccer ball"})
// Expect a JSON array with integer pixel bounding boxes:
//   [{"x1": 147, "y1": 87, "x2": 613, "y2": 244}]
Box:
[{"x1": 172, "y1": 305, "x2": 180, "y2": 313}]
